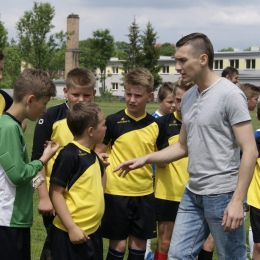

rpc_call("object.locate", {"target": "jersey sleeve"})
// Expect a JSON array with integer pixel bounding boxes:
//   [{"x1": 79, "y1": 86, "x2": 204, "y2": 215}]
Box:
[
  {"x1": 102, "y1": 114, "x2": 113, "y2": 146},
  {"x1": 156, "y1": 116, "x2": 169, "y2": 150},
  {"x1": 0, "y1": 124, "x2": 42, "y2": 186},
  {"x1": 31, "y1": 110, "x2": 54, "y2": 161},
  {"x1": 0, "y1": 89, "x2": 13, "y2": 114},
  {"x1": 50, "y1": 146, "x2": 78, "y2": 188}
]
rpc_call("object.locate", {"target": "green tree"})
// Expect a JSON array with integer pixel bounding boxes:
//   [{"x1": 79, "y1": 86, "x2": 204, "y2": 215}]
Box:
[
  {"x1": 16, "y1": 2, "x2": 66, "y2": 70},
  {"x1": 87, "y1": 29, "x2": 115, "y2": 95},
  {"x1": 219, "y1": 47, "x2": 234, "y2": 52},
  {"x1": 79, "y1": 39, "x2": 96, "y2": 69},
  {"x1": 114, "y1": 41, "x2": 128, "y2": 60},
  {"x1": 159, "y1": 42, "x2": 175, "y2": 56},
  {"x1": 1, "y1": 41, "x2": 21, "y2": 88},
  {"x1": 0, "y1": 20, "x2": 8, "y2": 49},
  {"x1": 122, "y1": 18, "x2": 143, "y2": 73},
  {"x1": 244, "y1": 47, "x2": 252, "y2": 51},
  {"x1": 142, "y1": 21, "x2": 162, "y2": 90}
]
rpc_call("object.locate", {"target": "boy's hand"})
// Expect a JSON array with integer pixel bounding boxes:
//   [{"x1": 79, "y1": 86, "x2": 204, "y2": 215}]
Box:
[
  {"x1": 97, "y1": 152, "x2": 110, "y2": 168},
  {"x1": 113, "y1": 157, "x2": 146, "y2": 178},
  {"x1": 38, "y1": 197, "x2": 55, "y2": 216},
  {"x1": 40, "y1": 141, "x2": 59, "y2": 164},
  {"x1": 68, "y1": 225, "x2": 89, "y2": 244}
]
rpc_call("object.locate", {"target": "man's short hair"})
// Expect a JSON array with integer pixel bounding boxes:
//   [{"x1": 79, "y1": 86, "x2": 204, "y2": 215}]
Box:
[
  {"x1": 0, "y1": 49, "x2": 4, "y2": 60},
  {"x1": 221, "y1": 67, "x2": 239, "y2": 78},
  {"x1": 176, "y1": 33, "x2": 214, "y2": 70},
  {"x1": 13, "y1": 69, "x2": 56, "y2": 102},
  {"x1": 124, "y1": 68, "x2": 154, "y2": 93},
  {"x1": 239, "y1": 83, "x2": 260, "y2": 99},
  {"x1": 157, "y1": 82, "x2": 175, "y2": 101},
  {"x1": 66, "y1": 67, "x2": 96, "y2": 90},
  {"x1": 67, "y1": 102, "x2": 102, "y2": 136}
]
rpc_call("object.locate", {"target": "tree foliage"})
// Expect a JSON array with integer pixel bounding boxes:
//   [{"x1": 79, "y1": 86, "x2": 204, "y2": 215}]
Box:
[
  {"x1": 159, "y1": 42, "x2": 175, "y2": 56},
  {"x1": 2, "y1": 41, "x2": 22, "y2": 88},
  {"x1": 0, "y1": 20, "x2": 8, "y2": 49},
  {"x1": 16, "y1": 2, "x2": 66, "y2": 71},
  {"x1": 219, "y1": 47, "x2": 234, "y2": 52},
  {"x1": 79, "y1": 29, "x2": 115, "y2": 95},
  {"x1": 114, "y1": 41, "x2": 128, "y2": 60},
  {"x1": 122, "y1": 18, "x2": 143, "y2": 73},
  {"x1": 142, "y1": 21, "x2": 162, "y2": 89},
  {"x1": 122, "y1": 19, "x2": 162, "y2": 90}
]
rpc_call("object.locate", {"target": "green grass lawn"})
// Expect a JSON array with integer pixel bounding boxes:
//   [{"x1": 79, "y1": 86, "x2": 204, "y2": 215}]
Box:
[{"x1": 26, "y1": 99, "x2": 256, "y2": 259}]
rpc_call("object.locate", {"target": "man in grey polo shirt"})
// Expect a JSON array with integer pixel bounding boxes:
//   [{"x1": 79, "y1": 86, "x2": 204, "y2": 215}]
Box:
[{"x1": 114, "y1": 33, "x2": 258, "y2": 260}]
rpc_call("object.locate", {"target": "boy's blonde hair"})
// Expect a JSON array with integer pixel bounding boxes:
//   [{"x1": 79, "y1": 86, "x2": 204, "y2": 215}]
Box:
[
  {"x1": 67, "y1": 102, "x2": 102, "y2": 137},
  {"x1": 124, "y1": 68, "x2": 154, "y2": 93},
  {"x1": 13, "y1": 69, "x2": 56, "y2": 102},
  {"x1": 173, "y1": 78, "x2": 195, "y2": 95},
  {"x1": 66, "y1": 67, "x2": 96, "y2": 90},
  {"x1": 239, "y1": 83, "x2": 260, "y2": 99},
  {"x1": 157, "y1": 82, "x2": 176, "y2": 101}
]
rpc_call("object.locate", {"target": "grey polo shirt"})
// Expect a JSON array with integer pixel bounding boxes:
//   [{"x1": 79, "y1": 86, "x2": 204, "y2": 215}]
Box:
[{"x1": 181, "y1": 78, "x2": 251, "y2": 195}]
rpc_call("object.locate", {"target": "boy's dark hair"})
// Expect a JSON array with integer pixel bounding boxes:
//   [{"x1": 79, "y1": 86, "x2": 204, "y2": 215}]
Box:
[
  {"x1": 0, "y1": 48, "x2": 4, "y2": 60},
  {"x1": 157, "y1": 82, "x2": 175, "y2": 101},
  {"x1": 67, "y1": 102, "x2": 102, "y2": 136},
  {"x1": 239, "y1": 83, "x2": 260, "y2": 99},
  {"x1": 13, "y1": 69, "x2": 56, "y2": 102},
  {"x1": 176, "y1": 33, "x2": 214, "y2": 70},
  {"x1": 173, "y1": 79, "x2": 195, "y2": 95},
  {"x1": 66, "y1": 67, "x2": 96, "y2": 90},
  {"x1": 124, "y1": 68, "x2": 154, "y2": 93},
  {"x1": 221, "y1": 67, "x2": 239, "y2": 78}
]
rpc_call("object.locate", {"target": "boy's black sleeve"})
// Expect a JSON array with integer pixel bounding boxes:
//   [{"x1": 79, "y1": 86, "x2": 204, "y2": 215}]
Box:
[
  {"x1": 31, "y1": 111, "x2": 54, "y2": 161},
  {"x1": 156, "y1": 116, "x2": 169, "y2": 150}
]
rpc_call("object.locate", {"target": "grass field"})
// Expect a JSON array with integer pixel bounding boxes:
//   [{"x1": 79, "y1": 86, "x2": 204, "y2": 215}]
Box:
[{"x1": 26, "y1": 99, "x2": 255, "y2": 259}]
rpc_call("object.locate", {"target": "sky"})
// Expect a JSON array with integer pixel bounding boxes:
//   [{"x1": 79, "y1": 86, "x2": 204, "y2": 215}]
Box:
[{"x1": 1, "y1": 0, "x2": 260, "y2": 52}]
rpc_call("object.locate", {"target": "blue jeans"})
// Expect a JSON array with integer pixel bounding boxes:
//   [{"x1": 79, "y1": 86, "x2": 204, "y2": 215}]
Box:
[{"x1": 168, "y1": 188, "x2": 246, "y2": 260}]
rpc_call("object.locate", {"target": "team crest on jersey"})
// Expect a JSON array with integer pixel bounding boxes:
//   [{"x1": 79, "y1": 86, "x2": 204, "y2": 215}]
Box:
[
  {"x1": 117, "y1": 117, "x2": 130, "y2": 124},
  {"x1": 169, "y1": 120, "x2": 180, "y2": 126},
  {"x1": 78, "y1": 150, "x2": 87, "y2": 156}
]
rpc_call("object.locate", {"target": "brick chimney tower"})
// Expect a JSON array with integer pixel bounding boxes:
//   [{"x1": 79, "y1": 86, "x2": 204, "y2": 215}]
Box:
[{"x1": 65, "y1": 14, "x2": 79, "y2": 77}]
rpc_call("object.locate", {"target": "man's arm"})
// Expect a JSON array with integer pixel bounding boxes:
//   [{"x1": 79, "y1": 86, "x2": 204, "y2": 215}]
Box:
[
  {"x1": 222, "y1": 120, "x2": 258, "y2": 231},
  {"x1": 114, "y1": 124, "x2": 188, "y2": 177},
  {"x1": 49, "y1": 183, "x2": 89, "y2": 244}
]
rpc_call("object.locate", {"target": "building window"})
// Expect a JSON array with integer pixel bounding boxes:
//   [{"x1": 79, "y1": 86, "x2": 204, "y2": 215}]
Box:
[
  {"x1": 111, "y1": 83, "x2": 118, "y2": 90},
  {"x1": 162, "y1": 66, "x2": 169, "y2": 73},
  {"x1": 112, "y1": 67, "x2": 118, "y2": 74},
  {"x1": 246, "y1": 59, "x2": 255, "y2": 69},
  {"x1": 230, "y1": 59, "x2": 239, "y2": 69},
  {"x1": 214, "y1": 60, "x2": 223, "y2": 69}
]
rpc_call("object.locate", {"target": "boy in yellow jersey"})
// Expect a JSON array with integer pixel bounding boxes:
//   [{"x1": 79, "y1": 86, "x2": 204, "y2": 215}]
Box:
[
  {"x1": 153, "y1": 80, "x2": 193, "y2": 260},
  {"x1": 31, "y1": 67, "x2": 96, "y2": 259},
  {"x1": 49, "y1": 102, "x2": 106, "y2": 260},
  {"x1": 95, "y1": 68, "x2": 164, "y2": 260},
  {"x1": 246, "y1": 102, "x2": 260, "y2": 259}
]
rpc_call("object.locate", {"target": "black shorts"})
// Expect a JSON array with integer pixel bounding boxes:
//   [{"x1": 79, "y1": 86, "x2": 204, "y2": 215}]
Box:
[
  {"x1": 0, "y1": 226, "x2": 30, "y2": 260},
  {"x1": 250, "y1": 206, "x2": 260, "y2": 243},
  {"x1": 156, "y1": 198, "x2": 180, "y2": 222},
  {"x1": 102, "y1": 193, "x2": 157, "y2": 240},
  {"x1": 50, "y1": 225, "x2": 103, "y2": 260}
]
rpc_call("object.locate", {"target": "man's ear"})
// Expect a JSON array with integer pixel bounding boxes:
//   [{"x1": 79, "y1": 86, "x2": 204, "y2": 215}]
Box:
[
  {"x1": 200, "y1": 54, "x2": 208, "y2": 67},
  {"x1": 225, "y1": 75, "x2": 231, "y2": 81}
]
